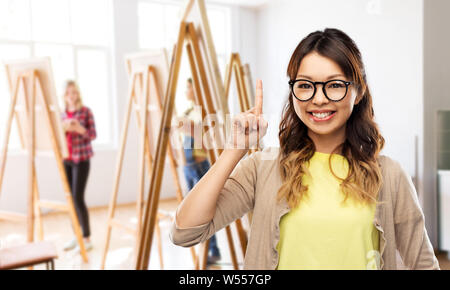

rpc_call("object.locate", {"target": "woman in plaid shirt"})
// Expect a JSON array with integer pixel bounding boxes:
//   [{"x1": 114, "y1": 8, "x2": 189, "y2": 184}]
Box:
[{"x1": 61, "y1": 80, "x2": 97, "y2": 252}]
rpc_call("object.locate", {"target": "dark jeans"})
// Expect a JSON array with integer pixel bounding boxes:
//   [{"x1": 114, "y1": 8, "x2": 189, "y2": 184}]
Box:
[
  {"x1": 183, "y1": 136, "x2": 220, "y2": 257},
  {"x1": 63, "y1": 159, "x2": 91, "y2": 238}
]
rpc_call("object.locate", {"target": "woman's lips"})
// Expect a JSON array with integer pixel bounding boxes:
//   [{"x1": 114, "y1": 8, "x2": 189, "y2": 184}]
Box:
[{"x1": 308, "y1": 111, "x2": 336, "y2": 122}]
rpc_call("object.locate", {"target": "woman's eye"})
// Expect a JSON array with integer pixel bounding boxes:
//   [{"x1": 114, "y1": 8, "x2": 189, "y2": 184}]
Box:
[
  {"x1": 297, "y1": 83, "x2": 312, "y2": 89},
  {"x1": 328, "y1": 83, "x2": 344, "y2": 89}
]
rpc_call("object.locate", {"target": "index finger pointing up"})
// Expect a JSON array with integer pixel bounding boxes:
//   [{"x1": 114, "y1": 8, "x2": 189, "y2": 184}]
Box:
[{"x1": 255, "y1": 79, "x2": 263, "y2": 116}]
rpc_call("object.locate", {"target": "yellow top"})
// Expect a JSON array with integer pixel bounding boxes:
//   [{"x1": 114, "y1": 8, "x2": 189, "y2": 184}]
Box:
[
  {"x1": 276, "y1": 151, "x2": 380, "y2": 270},
  {"x1": 182, "y1": 101, "x2": 207, "y2": 159}
]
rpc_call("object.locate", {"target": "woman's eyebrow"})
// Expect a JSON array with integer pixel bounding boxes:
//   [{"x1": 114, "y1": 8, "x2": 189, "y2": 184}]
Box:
[{"x1": 296, "y1": 74, "x2": 345, "y2": 80}]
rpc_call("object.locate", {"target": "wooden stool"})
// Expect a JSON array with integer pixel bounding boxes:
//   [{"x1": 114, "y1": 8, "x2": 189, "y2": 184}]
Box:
[{"x1": 0, "y1": 241, "x2": 58, "y2": 270}]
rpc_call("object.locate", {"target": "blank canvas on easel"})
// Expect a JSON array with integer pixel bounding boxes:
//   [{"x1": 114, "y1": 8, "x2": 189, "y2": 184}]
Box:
[
  {"x1": 4, "y1": 58, "x2": 68, "y2": 157},
  {"x1": 125, "y1": 50, "x2": 172, "y2": 157}
]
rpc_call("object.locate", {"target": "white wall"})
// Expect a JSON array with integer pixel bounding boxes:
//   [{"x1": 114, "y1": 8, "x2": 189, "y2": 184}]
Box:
[
  {"x1": 424, "y1": 0, "x2": 450, "y2": 248},
  {"x1": 228, "y1": 6, "x2": 259, "y2": 114},
  {"x1": 253, "y1": 0, "x2": 423, "y2": 177}
]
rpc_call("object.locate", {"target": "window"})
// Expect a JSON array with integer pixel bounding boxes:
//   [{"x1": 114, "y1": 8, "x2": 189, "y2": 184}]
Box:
[
  {"x1": 138, "y1": 0, "x2": 231, "y2": 114},
  {"x1": 0, "y1": 0, "x2": 113, "y2": 148},
  {"x1": 77, "y1": 49, "x2": 111, "y2": 144},
  {"x1": 0, "y1": 0, "x2": 31, "y2": 41}
]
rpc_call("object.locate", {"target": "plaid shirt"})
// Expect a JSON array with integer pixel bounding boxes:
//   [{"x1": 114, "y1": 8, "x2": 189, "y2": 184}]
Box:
[{"x1": 62, "y1": 106, "x2": 96, "y2": 163}]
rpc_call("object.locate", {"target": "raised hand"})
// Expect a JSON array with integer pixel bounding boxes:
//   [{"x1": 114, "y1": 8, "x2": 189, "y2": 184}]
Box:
[{"x1": 226, "y1": 79, "x2": 268, "y2": 151}]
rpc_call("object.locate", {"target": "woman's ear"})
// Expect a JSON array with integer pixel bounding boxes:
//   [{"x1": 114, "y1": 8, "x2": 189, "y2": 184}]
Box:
[
  {"x1": 354, "y1": 86, "x2": 365, "y2": 105},
  {"x1": 355, "y1": 94, "x2": 362, "y2": 105}
]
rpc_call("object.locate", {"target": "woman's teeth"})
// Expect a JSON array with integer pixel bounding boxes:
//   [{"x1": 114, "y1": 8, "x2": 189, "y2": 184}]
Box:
[{"x1": 311, "y1": 112, "x2": 333, "y2": 119}]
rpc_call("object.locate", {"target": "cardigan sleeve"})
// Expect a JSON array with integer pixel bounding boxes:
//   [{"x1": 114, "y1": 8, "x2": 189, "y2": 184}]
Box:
[
  {"x1": 393, "y1": 161, "x2": 440, "y2": 270},
  {"x1": 169, "y1": 150, "x2": 258, "y2": 247}
]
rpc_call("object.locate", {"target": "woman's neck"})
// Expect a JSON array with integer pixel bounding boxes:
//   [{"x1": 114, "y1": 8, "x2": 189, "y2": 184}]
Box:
[
  {"x1": 308, "y1": 126, "x2": 346, "y2": 154},
  {"x1": 67, "y1": 104, "x2": 77, "y2": 112}
]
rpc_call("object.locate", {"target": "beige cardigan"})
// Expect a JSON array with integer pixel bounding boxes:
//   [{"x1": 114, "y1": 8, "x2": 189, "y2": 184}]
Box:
[{"x1": 170, "y1": 147, "x2": 440, "y2": 270}]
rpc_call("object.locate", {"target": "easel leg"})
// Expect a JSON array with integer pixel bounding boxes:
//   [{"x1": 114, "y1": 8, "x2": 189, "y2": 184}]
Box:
[
  {"x1": 28, "y1": 72, "x2": 36, "y2": 244},
  {"x1": 34, "y1": 73, "x2": 88, "y2": 262},
  {"x1": 233, "y1": 60, "x2": 251, "y2": 259},
  {"x1": 223, "y1": 54, "x2": 234, "y2": 100},
  {"x1": 165, "y1": 143, "x2": 198, "y2": 267},
  {"x1": 135, "y1": 22, "x2": 187, "y2": 270},
  {"x1": 66, "y1": 190, "x2": 88, "y2": 261},
  {"x1": 101, "y1": 74, "x2": 137, "y2": 269},
  {"x1": 0, "y1": 76, "x2": 21, "y2": 198},
  {"x1": 225, "y1": 227, "x2": 239, "y2": 269},
  {"x1": 26, "y1": 73, "x2": 37, "y2": 270},
  {"x1": 234, "y1": 219, "x2": 247, "y2": 258},
  {"x1": 33, "y1": 164, "x2": 44, "y2": 241},
  {"x1": 154, "y1": 67, "x2": 196, "y2": 267},
  {"x1": 232, "y1": 61, "x2": 245, "y2": 112},
  {"x1": 135, "y1": 69, "x2": 151, "y2": 259},
  {"x1": 149, "y1": 65, "x2": 185, "y2": 206},
  {"x1": 200, "y1": 240, "x2": 210, "y2": 270},
  {"x1": 27, "y1": 159, "x2": 35, "y2": 243},
  {"x1": 155, "y1": 216, "x2": 163, "y2": 269}
]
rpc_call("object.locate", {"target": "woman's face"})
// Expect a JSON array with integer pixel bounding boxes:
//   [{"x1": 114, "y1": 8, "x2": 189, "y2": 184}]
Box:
[
  {"x1": 186, "y1": 81, "x2": 194, "y2": 102},
  {"x1": 292, "y1": 52, "x2": 360, "y2": 137},
  {"x1": 65, "y1": 85, "x2": 79, "y2": 106}
]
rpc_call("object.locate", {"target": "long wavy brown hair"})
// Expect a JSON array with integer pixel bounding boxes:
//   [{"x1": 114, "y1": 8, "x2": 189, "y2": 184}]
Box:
[{"x1": 277, "y1": 28, "x2": 385, "y2": 208}]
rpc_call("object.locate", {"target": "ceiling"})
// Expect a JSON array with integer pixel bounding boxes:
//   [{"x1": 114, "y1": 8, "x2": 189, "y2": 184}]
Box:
[{"x1": 207, "y1": 0, "x2": 270, "y2": 8}]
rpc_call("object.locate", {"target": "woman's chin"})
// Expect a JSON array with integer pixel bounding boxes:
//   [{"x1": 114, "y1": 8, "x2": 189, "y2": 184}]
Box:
[{"x1": 307, "y1": 124, "x2": 338, "y2": 137}]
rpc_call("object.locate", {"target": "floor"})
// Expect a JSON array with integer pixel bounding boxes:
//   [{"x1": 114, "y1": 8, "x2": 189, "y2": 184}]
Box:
[
  {"x1": 0, "y1": 198, "x2": 449, "y2": 270},
  {"x1": 0, "y1": 198, "x2": 244, "y2": 270}
]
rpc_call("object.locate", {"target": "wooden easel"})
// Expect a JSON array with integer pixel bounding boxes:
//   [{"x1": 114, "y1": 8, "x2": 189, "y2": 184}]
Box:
[
  {"x1": 0, "y1": 69, "x2": 88, "y2": 263},
  {"x1": 135, "y1": 16, "x2": 251, "y2": 269},
  {"x1": 224, "y1": 53, "x2": 255, "y2": 111},
  {"x1": 100, "y1": 64, "x2": 196, "y2": 269}
]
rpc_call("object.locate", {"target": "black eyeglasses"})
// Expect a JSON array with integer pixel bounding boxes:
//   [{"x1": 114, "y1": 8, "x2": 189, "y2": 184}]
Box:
[{"x1": 288, "y1": 79, "x2": 353, "y2": 102}]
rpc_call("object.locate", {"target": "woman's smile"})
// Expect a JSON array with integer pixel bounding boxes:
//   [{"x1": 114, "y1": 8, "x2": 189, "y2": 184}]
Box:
[{"x1": 307, "y1": 110, "x2": 337, "y2": 122}]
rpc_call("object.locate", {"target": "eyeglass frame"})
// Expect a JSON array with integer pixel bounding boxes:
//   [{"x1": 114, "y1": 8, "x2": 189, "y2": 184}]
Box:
[{"x1": 288, "y1": 79, "x2": 354, "y2": 102}]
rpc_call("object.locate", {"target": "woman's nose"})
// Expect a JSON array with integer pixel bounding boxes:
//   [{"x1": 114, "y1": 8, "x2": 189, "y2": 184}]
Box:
[{"x1": 312, "y1": 86, "x2": 329, "y2": 105}]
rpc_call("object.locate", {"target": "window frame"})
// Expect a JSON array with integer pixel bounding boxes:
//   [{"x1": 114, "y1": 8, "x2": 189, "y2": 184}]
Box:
[{"x1": 0, "y1": 0, "x2": 116, "y2": 150}]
